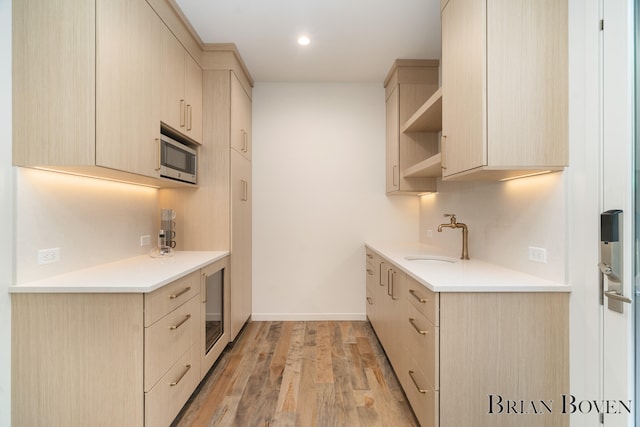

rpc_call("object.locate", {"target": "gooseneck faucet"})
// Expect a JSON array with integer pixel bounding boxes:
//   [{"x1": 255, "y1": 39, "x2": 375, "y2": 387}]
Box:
[{"x1": 437, "y1": 213, "x2": 470, "y2": 260}]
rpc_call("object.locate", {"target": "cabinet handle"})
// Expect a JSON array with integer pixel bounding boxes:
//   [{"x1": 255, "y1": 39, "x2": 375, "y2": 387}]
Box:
[
  {"x1": 169, "y1": 314, "x2": 191, "y2": 330},
  {"x1": 155, "y1": 138, "x2": 161, "y2": 171},
  {"x1": 441, "y1": 135, "x2": 447, "y2": 170},
  {"x1": 409, "y1": 289, "x2": 428, "y2": 303},
  {"x1": 241, "y1": 130, "x2": 248, "y2": 152},
  {"x1": 366, "y1": 296, "x2": 374, "y2": 305},
  {"x1": 387, "y1": 270, "x2": 393, "y2": 297},
  {"x1": 168, "y1": 286, "x2": 191, "y2": 300},
  {"x1": 408, "y1": 317, "x2": 428, "y2": 335},
  {"x1": 186, "y1": 104, "x2": 192, "y2": 131},
  {"x1": 169, "y1": 364, "x2": 191, "y2": 387},
  {"x1": 366, "y1": 269, "x2": 373, "y2": 275},
  {"x1": 393, "y1": 165, "x2": 398, "y2": 186},
  {"x1": 408, "y1": 370, "x2": 428, "y2": 394},
  {"x1": 241, "y1": 180, "x2": 248, "y2": 201},
  {"x1": 202, "y1": 273, "x2": 208, "y2": 303},
  {"x1": 391, "y1": 271, "x2": 399, "y2": 300},
  {"x1": 366, "y1": 253, "x2": 373, "y2": 259},
  {"x1": 379, "y1": 264, "x2": 385, "y2": 287},
  {"x1": 180, "y1": 99, "x2": 186, "y2": 128}
]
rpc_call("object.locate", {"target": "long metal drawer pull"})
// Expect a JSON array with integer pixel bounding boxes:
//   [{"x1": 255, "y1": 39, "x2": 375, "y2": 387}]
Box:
[
  {"x1": 604, "y1": 290, "x2": 632, "y2": 304},
  {"x1": 366, "y1": 297, "x2": 373, "y2": 305},
  {"x1": 169, "y1": 314, "x2": 191, "y2": 330},
  {"x1": 187, "y1": 104, "x2": 193, "y2": 131},
  {"x1": 409, "y1": 318, "x2": 427, "y2": 335},
  {"x1": 169, "y1": 364, "x2": 191, "y2": 387},
  {"x1": 409, "y1": 289, "x2": 428, "y2": 303},
  {"x1": 408, "y1": 370, "x2": 427, "y2": 394},
  {"x1": 168, "y1": 286, "x2": 191, "y2": 300}
]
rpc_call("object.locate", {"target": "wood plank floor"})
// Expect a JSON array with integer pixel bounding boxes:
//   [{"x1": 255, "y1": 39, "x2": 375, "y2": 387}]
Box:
[{"x1": 172, "y1": 321, "x2": 419, "y2": 427}]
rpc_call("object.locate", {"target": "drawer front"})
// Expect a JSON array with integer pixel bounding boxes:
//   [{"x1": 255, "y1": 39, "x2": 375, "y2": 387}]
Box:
[
  {"x1": 145, "y1": 271, "x2": 200, "y2": 326},
  {"x1": 406, "y1": 302, "x2": 439, "y2": 390},
  {"x1": 404, "y1": 365, "x2": 438, "y2": 427},
  {"x1": 406, "y1": 276, "x2": 439, "y2": 326},
  {"x1": 145, "y1": 347, "x2": 198, "y2": 427},
  {"x1": 145, "y1": 295, "x2": 199, "y2": 391}
]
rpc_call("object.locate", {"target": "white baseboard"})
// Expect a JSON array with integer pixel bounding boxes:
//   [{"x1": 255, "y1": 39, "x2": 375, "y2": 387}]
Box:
[{"x1": 250, "y1": 313, "x2": 367, "y2": 321}]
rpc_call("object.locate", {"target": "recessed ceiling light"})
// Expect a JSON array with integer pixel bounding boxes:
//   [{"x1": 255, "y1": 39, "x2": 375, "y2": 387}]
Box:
[{"x1": 297, "y1": 36, "x2": 310, "y2": 46}]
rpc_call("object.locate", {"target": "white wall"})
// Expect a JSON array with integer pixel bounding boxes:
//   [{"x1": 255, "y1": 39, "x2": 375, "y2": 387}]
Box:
[
  {"x1": 252, "y1": 83, "x2": 419, "y2": 320},
  {"x1": 0, "y1": 1, "x2": 11, "y2": 423},
  {"x1": 419, "y1": 173, "x2": 566, "y2": 282},
  {"x1": 15, "y1": 169, "x2": 159, "y2": 283}
]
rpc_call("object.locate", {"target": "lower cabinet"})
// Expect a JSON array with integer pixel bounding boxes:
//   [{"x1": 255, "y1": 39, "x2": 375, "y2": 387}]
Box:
[
  {"x1": 11, "y1": 257, "x2": 231, "y2": 427},
  {"x1": 366, "y1": 251, "x2": 569, "y2": 427}
]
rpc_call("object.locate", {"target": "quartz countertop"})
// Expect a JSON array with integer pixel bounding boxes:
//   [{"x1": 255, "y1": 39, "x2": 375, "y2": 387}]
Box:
[
  {"x1": 9, "y1": 251, "x2": 229, "y2": 293},
  {"x1": 366, "y1": 242, "x2": 570, "y2": 293}
]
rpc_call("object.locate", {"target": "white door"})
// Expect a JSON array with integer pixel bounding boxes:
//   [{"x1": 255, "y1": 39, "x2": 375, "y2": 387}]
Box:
[{"x1": 601, "y1": 0, "x2": 634, "y2": 426}]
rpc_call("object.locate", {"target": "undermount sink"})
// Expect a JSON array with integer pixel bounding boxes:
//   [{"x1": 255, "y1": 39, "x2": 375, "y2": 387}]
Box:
[{"x1": 404, "y1": 255, "x2": 458, "y2": 263}]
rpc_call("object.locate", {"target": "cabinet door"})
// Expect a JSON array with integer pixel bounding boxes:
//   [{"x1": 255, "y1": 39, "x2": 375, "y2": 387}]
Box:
[
  {"x1": 13, "y1": 0, "x2": 96, "y2": 167},
  {"x1": 441, "y1": 0, "x2": 486, "y2": 177},
  {"x1": 161, "y1": 26, "x2": 186, "y2": 134},
  {"x1": 385, "y1": 86, "x2": 400, "y2": 193},
  {"x1": 95, "y1": 0, "x2": 162, "y2": 177},
  {"x1": 230, "y1": 73, "x2": 252, "y2": 160},
  {"x1": 185, "y1": 54, "x2": 203, "y2": 143},
  {"x1": 230, "y1": 150, "x2": 252, "y2": 340}
]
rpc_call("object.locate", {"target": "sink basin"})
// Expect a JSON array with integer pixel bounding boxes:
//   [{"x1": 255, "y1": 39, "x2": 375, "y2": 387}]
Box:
[{"x1": 404, "y1": 255, "x2": 458, "y2": 263}]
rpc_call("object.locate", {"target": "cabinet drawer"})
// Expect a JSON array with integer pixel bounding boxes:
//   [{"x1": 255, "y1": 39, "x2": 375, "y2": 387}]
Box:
[
  {"x1": 145, "y1": 346, "x2": 198, "y2": 427},
  {"x1": 403, "y1": 365, "x2": 438, "y2": 427},
  {"x1": 145, "y1": 271, "x2": 200, "y2": 326},
  {"x1": 406, "y1": 276, "x2": 439, "y2": 325},
  {"x1": 145, "y1": 295, "x2": 199, "y2": 391},
  {"x1": 406, "y1": 302, "x2": 439, "y2": 390}
]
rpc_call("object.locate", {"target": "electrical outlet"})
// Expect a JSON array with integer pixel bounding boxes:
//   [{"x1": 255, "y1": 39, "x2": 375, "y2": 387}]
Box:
[
  {"x1": 528, "y1": 246, "x2": 547, "y2": 264},
  {"x1": 38, "y1": 248, "x2": 60, "y2": 264},
  {"x1": 426, "y1": 229, "x2": 433, "y2": 239},
  {"x1": 140, "y1": 235, "x2": 151, "y2": 246}
]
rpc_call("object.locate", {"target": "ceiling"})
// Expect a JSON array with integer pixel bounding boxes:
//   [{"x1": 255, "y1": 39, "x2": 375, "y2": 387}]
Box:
[{"x1": 174, "y1": 0, "x2": 442, "y2": 83}]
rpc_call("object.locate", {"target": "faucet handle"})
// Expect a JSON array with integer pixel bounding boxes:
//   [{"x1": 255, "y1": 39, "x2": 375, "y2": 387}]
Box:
[{"x1": 443, "y1": 213, "x2": 456, "y2": 218}]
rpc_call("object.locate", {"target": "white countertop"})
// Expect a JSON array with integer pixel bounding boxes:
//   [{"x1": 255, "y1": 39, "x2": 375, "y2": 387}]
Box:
[
  {"x1": 366, "y1": 242, "x2": 570, "y2": 293},
  {"x1": 9, "y1": 251, "x2": 229, "y2": 293}
]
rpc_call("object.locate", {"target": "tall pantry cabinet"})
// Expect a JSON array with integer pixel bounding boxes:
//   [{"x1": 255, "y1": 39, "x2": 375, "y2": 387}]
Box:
[{"x1": 162, "y1": 46, "x2": 254, "y2": 341}]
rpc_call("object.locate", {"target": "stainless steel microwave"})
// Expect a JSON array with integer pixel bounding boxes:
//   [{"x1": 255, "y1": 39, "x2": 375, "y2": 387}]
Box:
[{"x1": 160, "y1": 134, "x2": 197, "y2": 184}]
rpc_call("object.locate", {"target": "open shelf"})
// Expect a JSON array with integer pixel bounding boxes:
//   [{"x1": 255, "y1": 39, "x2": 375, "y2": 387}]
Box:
[
  {"x1": 403, "y1": 153, "x2": 442, "y2": 178},
  {"x1": 401, "y1": 87, "x2": 442, "y2": 133}
]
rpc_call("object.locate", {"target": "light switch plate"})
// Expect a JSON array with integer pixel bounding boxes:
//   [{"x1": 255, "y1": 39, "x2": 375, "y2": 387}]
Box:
[{"x1": 140, "y1": 235, "x2": 151, "y2": 246}]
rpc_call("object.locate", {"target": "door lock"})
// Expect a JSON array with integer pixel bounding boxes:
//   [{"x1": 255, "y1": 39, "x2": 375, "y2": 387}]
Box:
[{"x1": 599, "y1": 210, "x2": 630, "y2": 313}]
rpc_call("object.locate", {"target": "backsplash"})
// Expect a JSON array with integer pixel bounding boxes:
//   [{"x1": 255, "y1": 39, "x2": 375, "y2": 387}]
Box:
[
  {"x1": 420, "y1": 172, "x2": 566, "y2": 283},
  {"x1": 15, "y1": 168, "x2": 159, "y2": 283}
]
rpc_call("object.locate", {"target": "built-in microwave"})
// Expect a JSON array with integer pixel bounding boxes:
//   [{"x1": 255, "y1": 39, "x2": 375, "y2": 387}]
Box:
[{"x1": 160, "y1": 134, "x2": 197, "y2": 184}]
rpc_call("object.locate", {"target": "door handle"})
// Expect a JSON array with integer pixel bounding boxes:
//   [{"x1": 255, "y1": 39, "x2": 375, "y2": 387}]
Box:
[{"x1": 604, "y1": 290, "x2": 632, "y2": 304}]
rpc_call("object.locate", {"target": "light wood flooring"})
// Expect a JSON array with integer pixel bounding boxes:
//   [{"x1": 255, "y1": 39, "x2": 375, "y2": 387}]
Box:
[{"x1": 172, "y1": 321, "x2": 419, "y2": 427}]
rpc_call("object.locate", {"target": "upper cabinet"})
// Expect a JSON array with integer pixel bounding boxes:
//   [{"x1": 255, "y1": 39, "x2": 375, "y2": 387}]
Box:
[
  {"x1": 230, "y1": 73, "x2": 252, "y2": 161},
  {"x1": 161, "y1": 27, "x2": 203, "y2": 144},
  {"x1": 441, "y1": 0, "x2": 568, "y2": 180},
  {"x1": 13, "y1": 0, "x2": 202, "y2": 187},
  {"x1": 384, "y1": 60, "x2": 440, "y2": 194}
]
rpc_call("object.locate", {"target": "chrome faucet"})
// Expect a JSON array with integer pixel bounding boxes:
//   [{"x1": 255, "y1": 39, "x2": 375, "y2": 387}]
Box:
[{"x1": 437, "y1": 213, "x2": 470, "y2": 260}]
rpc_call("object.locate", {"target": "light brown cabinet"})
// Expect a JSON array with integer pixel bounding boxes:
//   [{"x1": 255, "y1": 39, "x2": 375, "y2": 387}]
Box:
[
  {"x1": 231, "y1": 73, "x2": 253, "y2": 160},
  {"x1": 365, "y1": 251, "x2": 569, "y2": 427},
  {"x1": 231, "y1": 148, "x2": 252, "y2": 340},
  {"x1": 12, "y1": 0, "x2": 195, "y2": 187},
  {"x1": 160, "y1": 26, "x2": 203, "y2": 144},
  {"x1": 384, "y1": 60, "x2": 440, "y2": 194},
  {"x1": 441, "y1": 0, "x2": 568, "y2": 180},
  {"x1": 11, "y1": 260, "x2": 230, "y2": 427}
]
